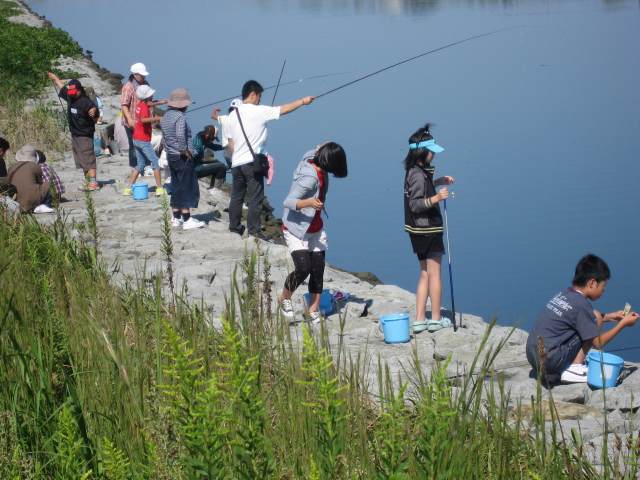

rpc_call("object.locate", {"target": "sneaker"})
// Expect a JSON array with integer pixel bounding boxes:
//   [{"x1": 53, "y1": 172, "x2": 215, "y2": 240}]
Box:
[
  {"x1": 309, "y1": 311, "x2": 322, "y2": 324},
  {"x1": 280, "y1": 298, "x2": 294, "y2": 319},
  {"x1": 34, "y1": 204, "x2": 54, "y2": 214},
  {"x1": 155, "y1": 187, "x2": 166, "y2": 196},
  {"x1": 560, "y1": 364, "x2": 588, "y2": 383},
  {"x1": 182, "y1": 217, "x2": 205, "y2": 230},
  {"x1": 229, "y1": 225, "x2": 246, "y2": 236},
  {"x1": 171, "y1": 217, "x2": 183, "y2": 228},
  {"x1": 122, "y1": 187, "x2": 132, "y2": 196},
  {"x1": 78, "y1": 182, "x2": 99, "y2": 192}
]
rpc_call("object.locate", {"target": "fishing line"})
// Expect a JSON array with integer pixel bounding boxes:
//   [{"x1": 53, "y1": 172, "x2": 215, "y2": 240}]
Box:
[
  {"x1": 187, "y1": 71, "x2": 350, "y2": 114},
  {"x1": 314, "y1": 28, "x2": 515, "y2": 100},
  {"x1": 50, "y1": 78, "x2": 68, "y2": 132},
  {"x1": 271, "y1": 59, "x2": 287, "y2": 106}
]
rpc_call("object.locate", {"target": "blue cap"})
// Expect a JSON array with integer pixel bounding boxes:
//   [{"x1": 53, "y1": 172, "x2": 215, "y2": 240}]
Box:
[{"x1": 409, "y1": 139, "x2": 445, "y2": 153}]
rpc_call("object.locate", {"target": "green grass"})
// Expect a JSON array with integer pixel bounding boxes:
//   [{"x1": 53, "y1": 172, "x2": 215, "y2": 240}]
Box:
[
  {"x1": 1, "y1": 206, "x2": 639, "y2": 479},
  {"x1": 0, "y1": 0, "x2": 82, "y2": 103}
]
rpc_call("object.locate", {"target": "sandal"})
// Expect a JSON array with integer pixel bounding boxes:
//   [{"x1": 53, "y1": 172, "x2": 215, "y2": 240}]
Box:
[
  {"x1": 426, "y1": 317, "x2": 452, "y2": 333},
  {"x1": 412, "y1": 320, "x2": 429, "y2": 333}
]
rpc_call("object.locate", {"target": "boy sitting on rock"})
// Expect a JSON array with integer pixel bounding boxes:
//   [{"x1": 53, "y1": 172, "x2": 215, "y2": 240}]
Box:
[{"x1": 526, "y1": 254, "x2": 638, "y2": 384}]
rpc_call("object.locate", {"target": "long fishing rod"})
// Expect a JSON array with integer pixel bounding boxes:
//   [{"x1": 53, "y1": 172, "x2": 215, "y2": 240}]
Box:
[
  {"x1": 314, "y1": 28, "x2": 512, "y2": 100},
  {"x1": 271, "y1": 59, "x2": 286, "y2": 106},
  {"x1": 187, "y1": 71, "x2": 349, "y2": 114},
  {"x1": 443, "y1": 198, "x2": 458, "y2": 331}
]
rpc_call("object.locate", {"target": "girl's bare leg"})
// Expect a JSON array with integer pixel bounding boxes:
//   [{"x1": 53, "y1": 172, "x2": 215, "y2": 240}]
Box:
[
  {"x1": 427, "y1": 256, "x2": 443, "y2": 320},
  {"x1": 128, "y1": 169, "x2": 140, "y2": 186},
  {"x1": 415, "y1": 259, "x2": 429, "y2": 322},
  {"x1": 308, "y1": 293, "x2": 321, "y2": 312},
  {"x1": 153, "y1": 168, "x2": 162, "y2": 188}
]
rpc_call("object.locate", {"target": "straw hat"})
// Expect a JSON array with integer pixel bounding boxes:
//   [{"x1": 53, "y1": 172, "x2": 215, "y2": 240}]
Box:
[
  {"x1": 167, "y1": 88, "x2": 192, "y2": 108},
  {"x1": 14, "y1": 144, "x2": 38, "y2": 163}
]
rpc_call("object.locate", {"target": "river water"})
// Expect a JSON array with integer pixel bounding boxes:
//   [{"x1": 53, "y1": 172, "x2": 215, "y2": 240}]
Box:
[{"x1": 27, "y1": 0, "x2": 640, "y2": 359}]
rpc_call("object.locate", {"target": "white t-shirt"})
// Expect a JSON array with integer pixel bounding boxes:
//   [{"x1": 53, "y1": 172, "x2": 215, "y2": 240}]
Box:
[
  {"x1": 217, "y1": 114, "x2": 231, "y2": 148},
  {"x1": 227, "y1": 103, "x2": 280, "y2": 167}
]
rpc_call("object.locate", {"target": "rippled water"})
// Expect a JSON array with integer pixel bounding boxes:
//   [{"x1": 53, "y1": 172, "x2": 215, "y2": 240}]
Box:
[{"x1": 28, "y1": 0, "x2": 640, "y2": 358}]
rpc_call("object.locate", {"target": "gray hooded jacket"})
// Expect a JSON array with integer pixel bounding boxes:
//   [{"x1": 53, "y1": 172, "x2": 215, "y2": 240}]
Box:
[{"x1": 282, "y1": 149, "x2": 329, "y2": 239}]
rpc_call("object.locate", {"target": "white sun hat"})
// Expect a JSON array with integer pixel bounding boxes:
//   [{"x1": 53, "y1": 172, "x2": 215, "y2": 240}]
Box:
[{"x1": 136, "y1": 85, "x2": 156, "y2": 100}]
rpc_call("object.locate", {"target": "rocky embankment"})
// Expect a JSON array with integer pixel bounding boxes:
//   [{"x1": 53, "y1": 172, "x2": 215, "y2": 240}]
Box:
[{"x1": 7, "y1": 0, "x2": 640, "y2": 468}]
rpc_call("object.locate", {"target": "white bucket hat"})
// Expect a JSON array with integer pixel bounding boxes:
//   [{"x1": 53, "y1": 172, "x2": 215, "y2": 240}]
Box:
[
  {"x1": 130, "y1": 62, "x2": 149, "y2": 76},
  {"x1": 136, "y1": 85, "x2": 156, "y2": 100}
]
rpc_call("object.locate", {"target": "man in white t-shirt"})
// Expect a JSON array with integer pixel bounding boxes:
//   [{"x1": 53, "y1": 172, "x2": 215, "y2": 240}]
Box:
[{"x1": 214, "y1": 80, "x2": 313, "y2": 238}]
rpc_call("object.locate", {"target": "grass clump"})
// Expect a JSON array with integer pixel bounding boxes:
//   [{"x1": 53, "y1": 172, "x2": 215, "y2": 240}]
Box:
[{"x1": 0, "y1": 209, "x2": 639, "y2": 478}]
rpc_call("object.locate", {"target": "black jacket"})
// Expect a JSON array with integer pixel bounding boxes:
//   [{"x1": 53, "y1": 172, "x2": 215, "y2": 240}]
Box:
[{"x1": 403, "y1": 164, "x2": 443, "y2": 235}]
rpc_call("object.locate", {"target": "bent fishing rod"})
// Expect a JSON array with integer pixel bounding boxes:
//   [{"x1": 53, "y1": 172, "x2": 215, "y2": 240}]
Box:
[
  {"x1": 187, "y1": 71, "x2": 349, "y2": 114},
  {"x1": 314, "y1": 28, "x2": 514, "y2": 100}
]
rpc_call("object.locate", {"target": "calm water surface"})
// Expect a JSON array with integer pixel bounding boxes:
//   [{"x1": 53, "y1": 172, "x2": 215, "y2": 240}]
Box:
[{"x1": 28, "y1": 0, "x2": 640, "y2": 358}]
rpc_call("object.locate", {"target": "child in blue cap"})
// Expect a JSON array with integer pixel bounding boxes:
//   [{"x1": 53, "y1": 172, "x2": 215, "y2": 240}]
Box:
[{"x1": 403, "y1": 123, "x2": 454, "y2": 333}]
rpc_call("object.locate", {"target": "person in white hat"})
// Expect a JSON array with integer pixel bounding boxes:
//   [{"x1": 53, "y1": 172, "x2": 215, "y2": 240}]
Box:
[
  {"x1": 123, "y1": 85, "x2": 165, "y2": 196},
  {"x1": 120, "y1": 63, "x2": 167, "y2": 170},
  {"x1": 213, "y1": 98, "x2": 242, "y2": 168}
]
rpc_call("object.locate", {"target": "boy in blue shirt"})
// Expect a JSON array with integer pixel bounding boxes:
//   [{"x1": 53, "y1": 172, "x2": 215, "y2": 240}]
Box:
[{"x1": 526, "y1": 254, "x2": 638, "y2": 384}]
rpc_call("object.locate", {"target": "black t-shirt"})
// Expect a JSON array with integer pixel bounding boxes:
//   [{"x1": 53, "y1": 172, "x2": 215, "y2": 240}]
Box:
[
  {"x1": 529, "y1": 288, "x2": 599, "y2": 351},
  {"x1": 0, "y1": 158, "x2": 6, "y2": 177},
  {"x1": 59, "y1": 87, "x2": 97, "y2": 137}
]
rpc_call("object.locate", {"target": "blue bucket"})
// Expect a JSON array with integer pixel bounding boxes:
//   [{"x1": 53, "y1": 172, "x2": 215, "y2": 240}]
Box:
[
  {"x1": 587, "y1": 351, "x2": 624, "y2": 389},
  {"x1": 131, "y1": 182, "x2": 149, "y2": 201},
  {"x1": 380, "y1": 313, "x2": 410, "y2": 344},
  {"x1": 303, "y1": 289, "x2": 336, "y2": 316}
]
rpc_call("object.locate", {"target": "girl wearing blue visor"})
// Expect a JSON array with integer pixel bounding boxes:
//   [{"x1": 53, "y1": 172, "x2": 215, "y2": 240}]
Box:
[{"x1": 403, "y1": 123, "x2": 454, "y2": 333}]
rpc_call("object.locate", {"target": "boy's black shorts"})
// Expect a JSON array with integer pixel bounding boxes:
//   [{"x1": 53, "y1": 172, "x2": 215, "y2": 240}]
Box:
[{"x1": 526, "y1": 334, "x2": 583, "y2": 379}]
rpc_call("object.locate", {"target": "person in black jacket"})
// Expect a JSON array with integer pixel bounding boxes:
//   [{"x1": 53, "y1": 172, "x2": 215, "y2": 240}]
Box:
[
  {"x1": 48, "y1": 72, "x2": 99, "y2": 191},
  {"x1": 403, "y1": 123, "x2": 454, "y2": 333}
]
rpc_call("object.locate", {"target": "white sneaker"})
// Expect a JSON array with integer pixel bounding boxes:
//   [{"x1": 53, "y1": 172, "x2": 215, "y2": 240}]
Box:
[
  {"x1": 309, "y1": 311, "x2": 322, "y2": 325},
  {"x1": 171, "y1": 217, "x2": 183, "y2": 228},
  {"x1": 182, "y1": 217, "x2": 205, "y2": 230},
  {"x1": 34, "y1": 204, "x2": 54, "y2": 214},
  {"x1": 560, "y1": 364, "x2": 588, "y2": 383},
  {"x1": 280, "y1": 298, "x2": 294, "y2": 319}
]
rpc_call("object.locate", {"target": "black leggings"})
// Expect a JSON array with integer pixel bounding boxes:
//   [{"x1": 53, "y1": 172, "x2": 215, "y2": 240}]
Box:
[{"x1": 284, "y1": 250, "x2": 325, "y2": 294}]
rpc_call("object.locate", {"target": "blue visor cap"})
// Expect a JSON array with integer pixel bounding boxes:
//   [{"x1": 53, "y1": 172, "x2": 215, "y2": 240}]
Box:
[{"x1": 409, "y1": 139, "x2": 445, "y2": 153}]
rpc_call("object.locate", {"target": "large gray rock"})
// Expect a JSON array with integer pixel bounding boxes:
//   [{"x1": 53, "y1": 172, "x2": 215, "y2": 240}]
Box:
[{"x1": 585, "y1": 366, "x2": 640, "y2": 411}]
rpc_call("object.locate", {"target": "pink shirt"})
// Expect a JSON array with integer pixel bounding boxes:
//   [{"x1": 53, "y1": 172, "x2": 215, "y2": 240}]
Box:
[{"x1": 120, "y1": 80, "x2": 139, "y2": 128}]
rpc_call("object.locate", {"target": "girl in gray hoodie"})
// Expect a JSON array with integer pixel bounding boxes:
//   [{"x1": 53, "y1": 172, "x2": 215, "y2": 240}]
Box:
[{"x1": 278, "y1": 142, "x2": 347, "y2": 323}]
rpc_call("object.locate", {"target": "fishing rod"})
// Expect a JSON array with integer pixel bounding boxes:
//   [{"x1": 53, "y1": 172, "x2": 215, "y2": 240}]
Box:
[
  {"x1": 608, "y1": 345, "x2": 640, "y2": 354},
  {"x1": 314, "y1": 28, "x2": 513, "y2": 100},
  {"x1": 187, "y1": 71, "x2": 349, "y2": 114},
  {"x1": 443, "y1": 198, "x2": 458, "y2": 331},
  {"x1": 271, "y1": 59, "x2": 286, "y2": 106}
]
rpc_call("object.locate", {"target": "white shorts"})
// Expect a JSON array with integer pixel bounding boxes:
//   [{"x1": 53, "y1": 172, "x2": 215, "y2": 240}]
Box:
[{"x1": 284, "y1": 229, "x2": 328, "y2": 254}]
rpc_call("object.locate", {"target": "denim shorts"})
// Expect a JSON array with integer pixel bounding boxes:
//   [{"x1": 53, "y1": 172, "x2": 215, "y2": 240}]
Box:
[
  {"x1": 526, "y1": 333, "x2": 583, "y2": 378},
  {"x1": 133, "y1": 139, "x2": 159, "y2": 173}
]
